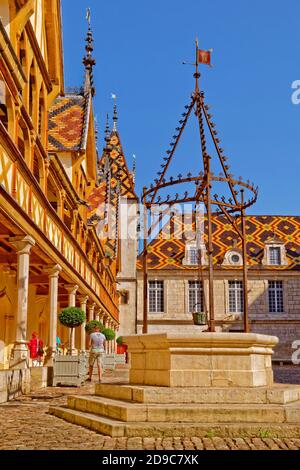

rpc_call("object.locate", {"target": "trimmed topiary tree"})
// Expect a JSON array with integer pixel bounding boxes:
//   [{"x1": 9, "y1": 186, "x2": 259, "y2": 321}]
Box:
[
  {"x1": 102, "y1": 328, "x2": 116, "y2": 341},
  {"x1": 85, "y1": 320, "x2": 104, "y2": 335},
  {"x1": 58, "y1": 307, "x2": 86, "y2": 354},
  {"x1": 116, "y1": 336, "x2": 123, "y2": 345}
]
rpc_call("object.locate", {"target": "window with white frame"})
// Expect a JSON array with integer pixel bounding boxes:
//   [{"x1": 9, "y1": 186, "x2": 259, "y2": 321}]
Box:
[
  {"x1": 268, "y1": 281, "x2": 284, "y2": 313},
  {"x1": 269, "y1": 247, "x2": 281, "y2": 266},
  {"x1": 188, "y1": 247, "x2": 198, "y2": 265},
  {"x1": 228, "y1": 280, "x2": 244, "y2": 313},
  {"x1": 188, "y1": 281, "x2": 204, "y2": 313},
  {"x1": 149, "y1": 281, "x2": 164, "y2": 313}
]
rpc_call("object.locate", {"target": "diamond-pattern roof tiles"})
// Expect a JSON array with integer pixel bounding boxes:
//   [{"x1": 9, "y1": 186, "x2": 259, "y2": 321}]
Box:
[
  {"x1": 48, "y1": 95, "x2": 87, "y2": 152},
  {"x1": 137, "y1": 215, "x2": 300, "y2": 271}
]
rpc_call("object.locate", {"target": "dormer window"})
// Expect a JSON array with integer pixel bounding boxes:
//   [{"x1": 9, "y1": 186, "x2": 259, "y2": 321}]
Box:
[
  {"x1": 222, "y1": 249, "x2": 243, "y2": 267},
  {"x1": 231, "y1": 254, "x2": 241, "y2": 264},
  {"x1": 188, "y1": 247, "x2": 198, "y2": 265},
  {"x1": 183, "y1": 242, "x2": 207, "y2": 266},
  {"x1": 262, "y1": 236, "x2": 288, "y2": 267},
  {"x1": 269, "y1": 247, "x2": 281, "y2": 266}
]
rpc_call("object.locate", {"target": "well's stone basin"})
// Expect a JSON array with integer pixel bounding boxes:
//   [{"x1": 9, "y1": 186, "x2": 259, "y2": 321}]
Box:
[{"x1": 123, "y1": 333, "x2": 279, "y2": 388}]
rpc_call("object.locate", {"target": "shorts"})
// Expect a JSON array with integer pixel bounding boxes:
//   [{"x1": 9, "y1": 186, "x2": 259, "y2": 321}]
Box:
[{"x1": 89, "y1": 351, "x2": 104, "y2": 367}]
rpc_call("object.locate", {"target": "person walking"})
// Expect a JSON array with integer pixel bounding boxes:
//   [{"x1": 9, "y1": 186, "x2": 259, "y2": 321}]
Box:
[
  {"x1": 87, "y1": 326, "x2": 106, "y2": 383},
  {"x1": 28, "y1": 332, "x2": 44, "y2": 367}
]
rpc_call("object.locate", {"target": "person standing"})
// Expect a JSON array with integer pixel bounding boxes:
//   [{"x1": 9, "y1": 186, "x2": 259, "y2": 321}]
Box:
[
  {"x1": 87, "y1": 326, "x2": 106, "y2": 383},
  {"x1": 56, "y1": 336, "x2": 62, "y2": 354},
  {"x1": 28, "y1": 332, "x2": 44, "y2": 367}
]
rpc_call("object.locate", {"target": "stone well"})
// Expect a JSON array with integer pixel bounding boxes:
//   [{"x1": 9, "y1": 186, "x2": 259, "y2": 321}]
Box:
[{"x1": 123, "y1": 333, "x2": 279, "y2": 388}]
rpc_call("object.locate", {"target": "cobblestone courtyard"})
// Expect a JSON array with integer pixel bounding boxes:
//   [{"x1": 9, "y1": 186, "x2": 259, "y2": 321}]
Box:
[{"x1": 0, "y1": 366, "x2": 299, "y2": 451}]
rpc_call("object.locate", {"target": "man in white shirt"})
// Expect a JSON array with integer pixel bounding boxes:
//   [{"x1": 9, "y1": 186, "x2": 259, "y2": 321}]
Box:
[{"x1": 87, "y1": 326, "x2": 106, "y2": 383}]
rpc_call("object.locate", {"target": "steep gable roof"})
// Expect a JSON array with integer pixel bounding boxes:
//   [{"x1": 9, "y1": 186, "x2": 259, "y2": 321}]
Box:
[
  {"x1": 100, "y1": 130, "x2": 137, "y2": 200},
  {"x1": 88, "y1": 130, "x2": 137, "y2": 216},
  {"x1": 87, "y1": 130, "x2": 137, "y2": 257}
]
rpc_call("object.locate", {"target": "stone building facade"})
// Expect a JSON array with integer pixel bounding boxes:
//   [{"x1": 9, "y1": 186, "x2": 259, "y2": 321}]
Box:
[{"x1": 119, "y1": 214, "x2": 300, "y2": 361}]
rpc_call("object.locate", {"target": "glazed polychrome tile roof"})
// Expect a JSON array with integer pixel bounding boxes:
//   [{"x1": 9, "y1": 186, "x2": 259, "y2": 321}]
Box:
[
  {"x1": 88, "y1": 131, "x2": 137, "y2": 217},
  {"x1": 100, "y1": 131, "x2": 137, "y2": 201},
  {"x1": 137, "y1": 215, "x2": 300, "y2": 271},
  {"x1": 88, "y1": 131, "x2": 137, "y2": 254},
  {"x1": 48, "y1": 94, "x2": 89, "y2": 152}
]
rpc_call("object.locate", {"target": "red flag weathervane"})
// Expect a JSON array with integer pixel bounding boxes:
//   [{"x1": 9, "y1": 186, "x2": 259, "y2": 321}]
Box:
[{"x1": 198, "y1": 49, "x2": 212, "y2": 67}]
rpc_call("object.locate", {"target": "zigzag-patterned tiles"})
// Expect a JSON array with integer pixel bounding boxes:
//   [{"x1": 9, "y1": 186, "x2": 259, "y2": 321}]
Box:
[
  {"x1": 88, "y1": 131, "x2": 137, "y2": 252},
  {"x1": 88, "y1": 131, "x2": 137, "y2": 215},
  {"x1": 137, "y1": 215, "x2": 300, "y2": 270},
  {"x1": 48, "y1": 95, "x2": 86, "y2": 151}
]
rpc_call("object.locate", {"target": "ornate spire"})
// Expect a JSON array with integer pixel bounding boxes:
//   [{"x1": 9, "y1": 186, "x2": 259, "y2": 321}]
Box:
[
  {"x1": 111, "y1": 93, "x2": 118, "y2": 131},
  {"x1": 132, "y1": 154, "x2": 136, "y2": 183},
  {"x1": 105, "y1": 113, "x2": 110, "y2": 144},
  {"x1": 94, "y1": 115, "x2": 99, "y2": 152},
  {"x1": 83, "y1": 8, "x2": 96, "y2": 97}
]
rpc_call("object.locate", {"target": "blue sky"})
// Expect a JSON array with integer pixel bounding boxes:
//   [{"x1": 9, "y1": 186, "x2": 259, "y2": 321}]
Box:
[{"x1": 62, "y1": 0, "x2": 300, "y2": 215}]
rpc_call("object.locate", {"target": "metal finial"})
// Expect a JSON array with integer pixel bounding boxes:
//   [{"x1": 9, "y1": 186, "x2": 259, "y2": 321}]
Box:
[
  {"x1": 132, "y1": 154, "x2": 136, "y2": 183},
  {"x1": 83, "y1": 8, "x2": 96, "y2": 97},
  {"x1": 105, "y1": 113, "x2": 110, "y2": 143},
  {"x1": 86, "y1": 8, "x2": 91, "y2": 27},
  {"x1": 94, "y1": 115, "x2": 99, "y2": 151},
  {"x1": 111, "y1": 93, "x2": 118, "y2": 131}
]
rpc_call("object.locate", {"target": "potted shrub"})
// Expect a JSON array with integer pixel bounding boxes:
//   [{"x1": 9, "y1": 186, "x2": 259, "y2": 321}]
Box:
[
  {"x1": 53, "y1": 307, "x2": 86, "y2": 387},
  {"x1": 192, "y1": 303, "x2": 207, "y2": 326},
  {"x1": 116, "y1": 336, "x2": 128, "y2": 364},
  {"x1": 85, "y1": 320, "x2": 104, "y2": 335},
  {"x1": 102, "y1": 327, "x2": 116, "y2": 341},
  {"x1": 100, "y1": 328, "x2": 116, "y2": 374},
  {"x1": 116, "y1": 336, "x2": 126, "y2": 354},
  {"x1": 192, "y1": 311, "x2": 207, "y2": 325},
  {"x1": 58, "y1": 307, "x2": 86, "y2": 354}
]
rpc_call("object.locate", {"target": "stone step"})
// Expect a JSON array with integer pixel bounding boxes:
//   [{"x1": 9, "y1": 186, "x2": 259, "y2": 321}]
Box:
[
  {"x1": 95, "y1": 384, "x2": 300, "y2": 405},
  {"x1": 67, "y1": 395, "x2": 147, "y2": 422},
  {"x1": 66, "y1": 395, "x2": 300, "y2": 424},
  {"x1": 49, "y1": 405, "x2": 125, "y2": 437},
  {"x1": 49, "y1": 406, "x2": 300, "y2": 438}
]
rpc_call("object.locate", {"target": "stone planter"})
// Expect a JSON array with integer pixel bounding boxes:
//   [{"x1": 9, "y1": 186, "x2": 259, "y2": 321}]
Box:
[
  {"x1": 117, "y1": 344, "x2": 127, "y2": 354},
  {"x1": 53, "y1": 354, "x2": 87, "y2": 387}
]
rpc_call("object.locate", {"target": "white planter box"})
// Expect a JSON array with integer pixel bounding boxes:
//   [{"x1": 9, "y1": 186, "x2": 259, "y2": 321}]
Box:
[
  {"x1": 102, "y1": 354, "x2": 116, "y2": 371},
  {"x1": 53, "y1": 354, "x2": 87, "y2": 387},
  {"x1": 115, "y1": 354, "x2": 126, "y2": 366}
]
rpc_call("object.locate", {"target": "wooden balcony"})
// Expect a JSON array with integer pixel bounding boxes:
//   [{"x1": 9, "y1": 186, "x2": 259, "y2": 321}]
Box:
[{"x1": 0, "y1": 123, "x2": 119, "y2": 321}]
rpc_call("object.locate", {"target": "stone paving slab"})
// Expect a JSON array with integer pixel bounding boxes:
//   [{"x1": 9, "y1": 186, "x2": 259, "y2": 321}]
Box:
[{"x1": 0, "y1": 366, "x2": 299, "y2": 450}]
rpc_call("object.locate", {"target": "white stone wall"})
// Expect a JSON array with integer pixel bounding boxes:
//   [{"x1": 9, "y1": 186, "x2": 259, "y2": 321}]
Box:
[
  {"x1": 118, "y1": 280, "x2": 137, "y2": 337},
  {"x1": 118, "y1": 199, "x2": 138, "y2": 337}
]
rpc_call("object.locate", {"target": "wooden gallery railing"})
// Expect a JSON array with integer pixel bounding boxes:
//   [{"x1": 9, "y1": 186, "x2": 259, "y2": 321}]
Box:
[{"x1": 0, "y1": 124, "x2": 118, "y2": 321}]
